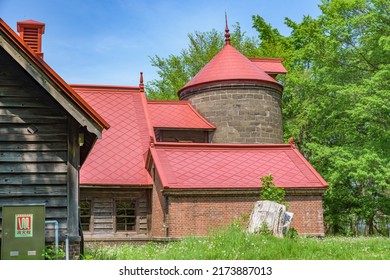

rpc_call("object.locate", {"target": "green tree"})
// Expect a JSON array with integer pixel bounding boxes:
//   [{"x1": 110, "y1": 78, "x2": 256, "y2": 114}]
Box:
[
  {"x1": 252, "y1": 0, "x2": 390, "y2": 235},
  {"x1": 146, "y1": 23, "x2": 261, "y2": 100}
]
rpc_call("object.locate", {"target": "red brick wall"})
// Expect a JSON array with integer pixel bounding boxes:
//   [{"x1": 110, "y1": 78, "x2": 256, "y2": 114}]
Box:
[
  {"x1": 150, "y1": 168, "x2": 167, "y2": 237},
  {"x1": 286, "y1": 194, "x2": 325, "y2": 236},
  {"x1": 68, "y1": 241, "x2": 80, "y2": 260},
  {"x1": 155, "y1": 190, "x2": 325, "y2": 238},
  {"x1": 167, "y1": 196, "x2": 256, "y2": 237}
]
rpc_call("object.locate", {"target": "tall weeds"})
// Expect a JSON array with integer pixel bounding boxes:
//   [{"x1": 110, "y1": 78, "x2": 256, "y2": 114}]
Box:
[{"x1": 84, "y1": 224, "x2": 390, "y2": 260}]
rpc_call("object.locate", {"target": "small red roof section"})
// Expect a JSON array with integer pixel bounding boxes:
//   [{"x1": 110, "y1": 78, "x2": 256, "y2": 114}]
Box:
[
  {"x1": 147, "y1": 100, "x2": 216, "y2": 130},
  {"x1": 249, "y1": 58, "x2": 287, "y2": 75},
  {"x1": 147, "y1": 143, "x2": 328, "y2": 189},
  {"x1": 178, "y1": 44, "x2": 282, "y2": 97},
  {"x1": 74, "y1": 85, "x2": 153, "y2": 186}
]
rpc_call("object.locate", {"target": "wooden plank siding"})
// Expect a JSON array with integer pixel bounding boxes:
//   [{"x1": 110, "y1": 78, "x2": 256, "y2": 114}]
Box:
[
  {"x1": 80, "y1": 188, "x2": 151, "y2": 240},
  {"x1": 0, "y1": 46, "x2": 70, "y2": 239}
]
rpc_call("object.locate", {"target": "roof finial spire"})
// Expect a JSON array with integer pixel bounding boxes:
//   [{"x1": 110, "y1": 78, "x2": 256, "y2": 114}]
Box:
[
  {"x1": 139, "y1": 71, "x2": 144, "y2": 92},
  {"x1": 225, "y1": 12, "x2": 231, "y2": 45}
]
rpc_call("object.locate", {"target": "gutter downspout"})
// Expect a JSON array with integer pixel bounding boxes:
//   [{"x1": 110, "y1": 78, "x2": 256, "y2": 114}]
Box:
[{"x1": 65, "y1": 235, "x2": 69, "y2": 260}]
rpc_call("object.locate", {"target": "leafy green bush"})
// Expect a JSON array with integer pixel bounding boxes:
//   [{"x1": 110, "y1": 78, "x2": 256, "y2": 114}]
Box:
[
  {"x1": 260, "y1": 174, "x2": 286, "y2": 204},
  {"x1": 42, "y1": 245, "x2": 65, "y2": 260}
]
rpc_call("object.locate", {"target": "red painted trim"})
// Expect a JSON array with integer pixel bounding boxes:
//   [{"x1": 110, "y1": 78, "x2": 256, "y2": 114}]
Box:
[
  {"x1": 79, "y1": 183, "x2": 153, "y2": 187},
  {"x1": 70, "y1": 84, "x2": 140, "y2": 91},
  {"x1": 152, "y1": 142, "x2": 293, "y2": 150},
  {"x1": 139, "y1": 89, "x2": 157, "y2": 143}
]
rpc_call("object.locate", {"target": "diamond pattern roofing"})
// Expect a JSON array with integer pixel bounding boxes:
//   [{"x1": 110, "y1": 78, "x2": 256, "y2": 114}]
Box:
[
  {"x1": 148, "y1": 143, "x2": 328, "y2": 189},
  {"x1": 147, "y1": 100, "x2": 216, "y2": 129},
  {"x1": 74, "y1": 85, "x2": 152, "y2": 186}
]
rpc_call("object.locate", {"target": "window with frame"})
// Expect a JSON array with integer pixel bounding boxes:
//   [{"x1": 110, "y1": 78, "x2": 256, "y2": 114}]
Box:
[
  {"x1": 115, "y1": 200, "x2": 136, "y2": 231},
  {"x1": 80, "y1": 199, "x2": 92, "y2": 231}
]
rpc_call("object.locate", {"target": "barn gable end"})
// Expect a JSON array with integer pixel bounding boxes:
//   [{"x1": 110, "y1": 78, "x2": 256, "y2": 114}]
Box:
[{"x1": 0, "y1": 19, "x2": 108, "y2": 259}]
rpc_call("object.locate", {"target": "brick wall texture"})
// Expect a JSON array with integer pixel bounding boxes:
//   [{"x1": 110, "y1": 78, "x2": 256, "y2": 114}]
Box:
[
  {"x1": 151, "y1": 191, "x2": 325, "y2": 238},
  {"x1": 64, "y1": 241, "x2": 80, "y2": 260},
  {"x1": 150, "y1": 169, "x2": 167, "y2": 237},
  {"x1": 184, "y1": 84, "x2": 284, "y2": 144}
]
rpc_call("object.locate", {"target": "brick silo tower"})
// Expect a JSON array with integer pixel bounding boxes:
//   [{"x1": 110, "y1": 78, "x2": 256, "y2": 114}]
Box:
[{"x1": 178, "y1": 18, "x2": 286, "y2": 144}]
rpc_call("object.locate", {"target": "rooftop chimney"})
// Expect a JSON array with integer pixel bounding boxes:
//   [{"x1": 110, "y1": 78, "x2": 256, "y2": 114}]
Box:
[{"x1": 17, "y1": 20, "x2": 45, "y2": 59}]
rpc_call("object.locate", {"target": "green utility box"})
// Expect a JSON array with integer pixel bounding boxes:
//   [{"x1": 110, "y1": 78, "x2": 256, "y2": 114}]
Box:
[{"x1": 1, "y1": 205, "x2": 45, "y2": 260}]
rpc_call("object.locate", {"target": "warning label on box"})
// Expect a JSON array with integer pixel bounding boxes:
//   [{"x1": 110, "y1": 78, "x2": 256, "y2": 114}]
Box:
[{"x1": 15, "y1": 214, "x2": 33, "y2": 237}]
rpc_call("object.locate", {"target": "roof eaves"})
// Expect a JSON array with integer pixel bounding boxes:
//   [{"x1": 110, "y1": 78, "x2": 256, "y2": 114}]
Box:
[
  {"x1": 80, "y1": 183, "x2": 154, "y2": 187},
  {"x1": 178, "y1": 78, "x2": 283, "y2": 96},
  {"x1": 152, "y1": 142, "x2": 293, "y2": 151},
  {"x1": 153, "y1": 127, "x2": 216, "y2": 132},
  {"x1": 70, "y1": 84, "x2": 140, "y2": 92}
]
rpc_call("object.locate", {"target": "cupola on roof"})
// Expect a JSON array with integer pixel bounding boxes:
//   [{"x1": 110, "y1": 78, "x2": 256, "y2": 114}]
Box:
[
  {"x1": 178, "y1": 17, "x2": 282, "y2": 98},
  {"x1": 17, "y1": 19, "x2": 45, "y2": 59}
]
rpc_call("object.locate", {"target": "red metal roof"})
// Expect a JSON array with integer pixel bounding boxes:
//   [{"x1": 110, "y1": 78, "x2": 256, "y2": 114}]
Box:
[
  {"x1": 147, "y1": 143, "x2": 328, "y2": 189},
  {"x1": 0, "y1": 18, "x2": 109, "y2": 133},
  {"x1": 147, "y1": 100, "x2": 216, "y2": 130},
  {"x1": 249, "y1": 58, "x2": 287, "y2": 75},
  {"x1": 179, "y1": 44, "x2": 282, "y2": 97},
  {"x1": 74, "y1": 85, "x2": 153, "y2": 186}
]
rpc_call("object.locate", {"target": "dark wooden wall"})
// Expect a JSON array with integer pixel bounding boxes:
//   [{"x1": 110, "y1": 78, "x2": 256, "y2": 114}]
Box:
[
  {"x1": 0, "y1": 46, "x2": 70, "y2": 239},
  {"x1": 80, "y1": 188, "x2": 151, "y2": 240},
  {"x1": 155, "y1": 129, "x2": 211, "y2": 143}
]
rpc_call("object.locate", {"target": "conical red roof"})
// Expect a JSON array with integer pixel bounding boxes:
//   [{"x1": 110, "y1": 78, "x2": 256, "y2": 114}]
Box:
[{"x1": 179, "y1": 44, "x2": 281, "y2": 96}]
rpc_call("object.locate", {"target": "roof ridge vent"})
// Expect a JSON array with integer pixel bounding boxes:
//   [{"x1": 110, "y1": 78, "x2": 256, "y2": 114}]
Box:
[{"x1": 17, "y1": 20, "x2": 45, "y2": 59}]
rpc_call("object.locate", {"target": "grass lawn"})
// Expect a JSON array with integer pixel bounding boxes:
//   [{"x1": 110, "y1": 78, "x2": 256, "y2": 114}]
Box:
[{"x1": 83, "y1": 225, "x2": 390, "y2": 260}]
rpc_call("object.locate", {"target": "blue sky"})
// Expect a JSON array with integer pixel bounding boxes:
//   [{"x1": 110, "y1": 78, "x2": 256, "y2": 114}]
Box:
[{"x1": 1, "y1": 0, "x2": 321, "y2": 86}]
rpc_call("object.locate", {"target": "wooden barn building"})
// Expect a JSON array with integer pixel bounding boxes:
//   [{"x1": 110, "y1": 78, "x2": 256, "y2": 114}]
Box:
[
  {"x1": 1, "y1": 17, "x2": 328, "y2": 256},
  {"x1": 0, "y1": 19, "x2": 109, "y2": 258}
]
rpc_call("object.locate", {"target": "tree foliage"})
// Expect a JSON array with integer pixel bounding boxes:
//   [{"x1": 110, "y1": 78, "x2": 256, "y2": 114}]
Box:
[{"x1": 252, "y1": 0, "x2": 389, "y2": 235}]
